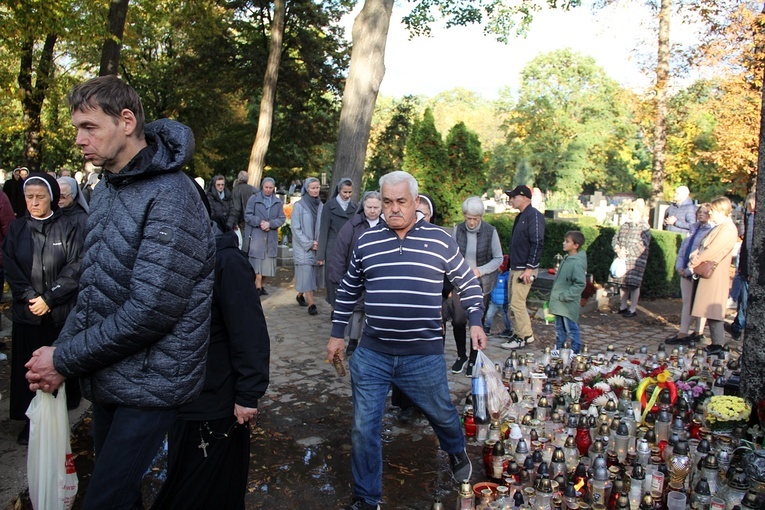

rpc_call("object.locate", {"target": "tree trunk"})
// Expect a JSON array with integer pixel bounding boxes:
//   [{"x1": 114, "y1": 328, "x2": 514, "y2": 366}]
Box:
[
  {"x1": 650, "y1": 0, "x2": 671, "y2": 207},
  {"x1": 19, "y1": 33, "x2": 57, "y2": 173},
  {"x1": 99, "y1": 0, "x2": 131, "y2": 76},
  {"x1": 247, "y1": 0, "x2": 285, "y2": 187},
  {"x1": 740, "y1": 6, "x2": 765, "y2": 409},
  {"x1": 330, "y1": 0, "x2": 394, "y2": 197}
]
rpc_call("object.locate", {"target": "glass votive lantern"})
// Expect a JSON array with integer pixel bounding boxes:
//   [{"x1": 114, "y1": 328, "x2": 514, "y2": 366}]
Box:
[
  {"x1": 614, "y1": 422, "x2": 630, "y2": 462},
  {"x1": 531, "y1": 373, "x2": 547, "y2": 397}
]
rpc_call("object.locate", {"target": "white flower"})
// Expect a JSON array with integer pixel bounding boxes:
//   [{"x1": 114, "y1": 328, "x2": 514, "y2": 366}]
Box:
[
  {"x1": 607, "y1": 375, "x2": 627, "y2": 388},
  {"x1": 561, "y1": 382, "x2": 582, "y2": 401},
  {"x1": 594, "y1": 381, "x2": 612, "y2": 392},
  {"x1": 593, "y1": 394, "x2": 610, "y2": 408}
]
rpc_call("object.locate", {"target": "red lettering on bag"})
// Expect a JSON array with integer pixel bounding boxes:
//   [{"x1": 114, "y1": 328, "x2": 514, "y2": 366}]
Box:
[{"x1": 65, "y1": 453, "x2": 76, "y2": 474}]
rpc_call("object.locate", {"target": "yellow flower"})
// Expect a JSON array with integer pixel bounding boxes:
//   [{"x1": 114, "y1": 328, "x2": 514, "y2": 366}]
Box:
[{"x1": 706, "y1": 396, "x2": 751, "y2": 423}]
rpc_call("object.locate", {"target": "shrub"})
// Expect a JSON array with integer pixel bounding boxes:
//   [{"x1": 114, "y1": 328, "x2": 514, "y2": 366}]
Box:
[{"x1": 641, "y1": 230, "x2": 684, "y2": 299}]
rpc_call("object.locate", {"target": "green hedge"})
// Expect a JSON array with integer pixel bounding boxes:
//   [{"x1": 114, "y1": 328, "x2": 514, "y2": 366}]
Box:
[{"x1": 484, "y1": 214, "x2": 684, "y2": 298}]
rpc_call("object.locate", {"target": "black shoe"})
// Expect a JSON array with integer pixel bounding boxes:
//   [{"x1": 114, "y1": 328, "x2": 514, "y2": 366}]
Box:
[
  {"x1": 17, "y1": 422, "x2": 29, "y2": 445},
  {"x1": 451, "y1": 356, "x2": 468, "y2": 374},
  {"x1": 449, "y1": 449, "x2": 473, "y2": 482},
  {"x1": 465, "y1": 360, "x2": 476, "y2": 378},
  {"x1": 296, "y1": 294, "x2": 308, "y2": 307},
  {"x1": 615, "y1": 308, "x2": 629, "y2": 315},
  {"x1": 398, "y1": 406, "x2": 416, "y2": 424},
  {"x1": 705, "y1": 344, "x2": 724, "y2": 355},
  {"x1": 623, "y1": 310, "x2": 637, "y2": 317},
  {"x1": 260, "y1": 287, "x2": 268, "y2": 296},
  {"x1": 665, "y1": 335, "x2": 692, "y2": 345},
  {"x1": 308, "y1": 304, "x2": 318, "y2": 315},
  {"x1": 723, "y1": 322, "x2": 741, "y2": 339}
]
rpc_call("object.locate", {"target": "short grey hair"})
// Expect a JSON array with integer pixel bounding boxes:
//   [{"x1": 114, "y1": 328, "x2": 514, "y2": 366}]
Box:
[
  {"x1": 462, "y1": 196, "x2": 485, "y2": 216},
  {"x1": 237, "y1": 170, "x2": 249, "y2": 182},
  {"x1": 379, "y1": 171, "x2": 418, "y2": 200},
  {"x1": 362, "y1": 190, "x2": 381, "y2": 205}
]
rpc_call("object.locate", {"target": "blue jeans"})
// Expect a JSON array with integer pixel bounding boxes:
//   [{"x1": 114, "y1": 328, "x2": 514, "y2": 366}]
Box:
[
  {"x1": 732, "y1": 279, "x2": 749, "y2": 335},
  {"x1": 349, "y1": 347, "x2": 465, "y2": 506},
  {"x1": 554, "y1": 315, "x2": 581, "y2": 353},
  {"x1": 84, "y1": 404, "x2": 177, "y2": 510},
  {"x1": 485, "y1": 301, "x2": 512, "y2": 333}
]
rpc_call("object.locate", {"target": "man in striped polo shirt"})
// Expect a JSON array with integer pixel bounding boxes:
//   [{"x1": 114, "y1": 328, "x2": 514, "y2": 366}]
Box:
[{"x1": 327, "y1": 171, "x2": 488, "y2": 510}]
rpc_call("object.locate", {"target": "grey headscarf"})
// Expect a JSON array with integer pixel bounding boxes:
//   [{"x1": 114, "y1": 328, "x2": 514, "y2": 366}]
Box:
[
  {"x1": 57, "y1": 176, "x2": 89, "y2": 214},
  {"x1": 301, "y1": 177, "x2": 322, "y2": 231}
]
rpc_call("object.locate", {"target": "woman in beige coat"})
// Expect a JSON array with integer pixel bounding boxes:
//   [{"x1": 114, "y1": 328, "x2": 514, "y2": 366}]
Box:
[{"x1": 688, "y1": 197, "x2": 738, "y2": 355}]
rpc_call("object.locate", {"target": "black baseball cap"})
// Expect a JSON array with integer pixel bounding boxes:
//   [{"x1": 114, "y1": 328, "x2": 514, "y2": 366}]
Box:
[{"x1": 505, "y1": 185, "x2": 532, "y2": 199}]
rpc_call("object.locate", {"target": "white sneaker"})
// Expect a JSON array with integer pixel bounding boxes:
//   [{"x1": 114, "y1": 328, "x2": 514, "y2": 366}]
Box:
[
  {"x1": 550, "y1": 349, "x2": 561, "y2": 358},
  {"x1": 501, "y1": 336, "x2": 526, "y2": 350},
  {"x1": 726, "y1": 298, "x2": 738, "y2": 309},
  {"x1": 525, "y1": 335, "x2": 535, "y2": 344}
]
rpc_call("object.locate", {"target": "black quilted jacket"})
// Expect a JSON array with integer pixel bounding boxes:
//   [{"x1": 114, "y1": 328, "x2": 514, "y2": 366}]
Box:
[{"x1": 53, "y1": 119, "x2": 216, "y2": 408}]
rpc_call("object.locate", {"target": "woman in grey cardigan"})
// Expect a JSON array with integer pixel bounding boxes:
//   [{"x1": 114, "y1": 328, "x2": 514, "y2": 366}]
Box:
[
  {"x1": 244, "y1": 177, "x2": 285, "y2": 295},
  {"x1": 291, "y1": 178, "x2": 323, "y2": 315}
]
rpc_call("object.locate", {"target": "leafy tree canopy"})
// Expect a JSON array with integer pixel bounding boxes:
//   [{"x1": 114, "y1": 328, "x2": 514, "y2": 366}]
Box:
[{"x1": 501, "y1": 48, "x2": 643, "y2": 196}]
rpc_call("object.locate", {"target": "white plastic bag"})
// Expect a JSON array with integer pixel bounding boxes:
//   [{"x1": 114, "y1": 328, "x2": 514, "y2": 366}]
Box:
[
  {"x1": 476, "y1": 351, "x2": 512, "y2": 420},
  {"x1": 26, "y1": 383, "x2": 78, "y2": 510},
  {"x1": 609, "y1": 257, "x2": 627, "y2": 278}
]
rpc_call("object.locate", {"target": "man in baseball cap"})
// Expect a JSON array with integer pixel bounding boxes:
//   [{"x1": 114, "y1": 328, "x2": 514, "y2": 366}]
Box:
[
  {"x1": 502, "y1": 184, "x2": 544, "y2": 350},
  {"x1": 505, "y1": 185, "x2": 532, "y2": 199}
]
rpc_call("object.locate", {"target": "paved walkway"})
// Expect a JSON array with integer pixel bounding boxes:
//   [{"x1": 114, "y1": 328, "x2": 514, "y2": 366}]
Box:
[{"x1": 0, "y1": 267, "x2": 694, "y2": 508}]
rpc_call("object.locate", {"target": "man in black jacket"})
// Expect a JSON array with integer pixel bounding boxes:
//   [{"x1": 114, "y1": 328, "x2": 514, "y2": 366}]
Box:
[
  {"x1": 25, "y1": 75, "x2": 215, "y2": 509},
  {"x1": 501, "y1": 185, "x2": 545, "y2": 350}
]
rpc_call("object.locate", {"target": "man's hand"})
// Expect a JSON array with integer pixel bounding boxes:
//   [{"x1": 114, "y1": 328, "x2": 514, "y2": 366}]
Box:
[
  {"x1": 234, "y1": 404, "x2": 258, "y2": 425},
  {"x1": 520, "y1": 268, "x2": 534, "y2": 284},
  {"x1": 470, "y1": 325, "x2": 488, "y2": 351},
  {"x1": 473, "y1": 268, "x2": 481, "y2": 278},
  {"x1": 327, "y1": 336, "x2": 345, "y2": 363},
  {"x1": 25, "y1": 346, "x2": 64, "y2": 393},
  {"x1": 665, "y1": 215, "x2": 677, "y2": 226},
  {"x1": 28, "y1": 296, "x2": 50, "y2": 316}
]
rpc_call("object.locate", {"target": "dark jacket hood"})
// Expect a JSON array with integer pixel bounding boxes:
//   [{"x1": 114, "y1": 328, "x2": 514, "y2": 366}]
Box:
[
  {"x1": 104, "y1": 119, "x2": 195, "y2": 188},
  {"x1": 215, "y1": 226, "x2": 239, "y2": 251}
]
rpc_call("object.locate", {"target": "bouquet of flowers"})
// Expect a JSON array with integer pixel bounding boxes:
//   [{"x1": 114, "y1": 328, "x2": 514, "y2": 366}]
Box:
[
  {"x1": 569, "y1": 364, "x2": 637, "y2": 409},
  {"x1": 705, "y1": 395, "x2": 751, "y2": 432},
  {"x1": 280, "y1": 202, "x2": 294, "y2": 244}
]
